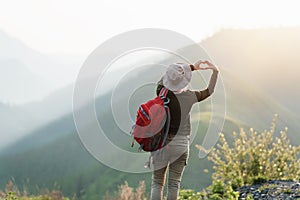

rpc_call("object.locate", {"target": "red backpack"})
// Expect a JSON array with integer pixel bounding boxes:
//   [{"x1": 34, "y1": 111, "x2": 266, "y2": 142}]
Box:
[{"x1": 131, "y1": 87, "x2": 170, "y2": 152}]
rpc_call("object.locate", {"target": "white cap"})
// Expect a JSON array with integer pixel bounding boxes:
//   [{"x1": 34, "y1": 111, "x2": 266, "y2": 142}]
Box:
[{"x1": 162, "y1": 63, "x2": 192, "y2": 91}]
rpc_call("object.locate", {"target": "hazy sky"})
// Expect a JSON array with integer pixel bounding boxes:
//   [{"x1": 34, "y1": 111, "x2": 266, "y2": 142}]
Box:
[{"x1": 1, "y1": 0, "x2": 300, "y2": 55}]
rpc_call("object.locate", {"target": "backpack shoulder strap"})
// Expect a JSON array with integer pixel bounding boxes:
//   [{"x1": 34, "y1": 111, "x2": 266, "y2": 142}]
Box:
[{"x1": 159, "y1": 87, "x2": 168, "y2": 98}]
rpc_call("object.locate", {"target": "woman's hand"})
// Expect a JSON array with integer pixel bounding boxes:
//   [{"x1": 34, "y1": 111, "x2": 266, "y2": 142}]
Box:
[
  {"x1": 203, "y1": 61, "x2": 219, "y2": 72},
  {"x1": 193, "y1": 60, "x2": 218, "y2": 72},
  {"x1": 193, "y1": 60, "x2": 206, "y2": 70}
]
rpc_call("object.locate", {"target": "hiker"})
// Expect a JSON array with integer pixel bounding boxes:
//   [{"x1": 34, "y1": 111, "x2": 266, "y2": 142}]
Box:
[{"x1": 150, "y1": 60, "x2": 219, "y2": 200}]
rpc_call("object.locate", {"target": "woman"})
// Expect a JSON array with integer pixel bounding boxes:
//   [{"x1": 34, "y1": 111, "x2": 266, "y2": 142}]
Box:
[{"x1": 151, "y1": 60, "x2": 219, "y2": 200}]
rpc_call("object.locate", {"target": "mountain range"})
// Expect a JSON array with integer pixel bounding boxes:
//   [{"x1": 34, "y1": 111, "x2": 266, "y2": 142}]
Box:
[
  {"x1": 0, "y1": 27, "x2": 300, "y2": 199},
  {"x1": 0, "y1": 29, "x2": 83, "y2": 148},
  {"x1": 0, "y1": 29, "x2": 83, "y2": 104}
]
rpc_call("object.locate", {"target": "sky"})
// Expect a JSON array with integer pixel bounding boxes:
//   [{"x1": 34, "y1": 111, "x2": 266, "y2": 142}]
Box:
[{"x1": 1, "y1": 0, "x2": 300, "y2": 55}]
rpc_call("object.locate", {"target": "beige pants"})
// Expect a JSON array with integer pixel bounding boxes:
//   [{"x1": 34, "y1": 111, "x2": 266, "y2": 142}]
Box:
[{"x1": 150, "y1": 136, "x2": 189, "y2": 200}]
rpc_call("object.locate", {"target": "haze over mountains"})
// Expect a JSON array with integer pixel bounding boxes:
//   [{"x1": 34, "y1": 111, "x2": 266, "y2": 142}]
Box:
[
  {"x1": 0, "y1": 59, "x2": 51, "y2": 103},
  {"x1": 202, "y1": 27, "x2": 300, "y2": 115},
  {"x1": 0, "y1": 29, "x2": 83, "y2": 104},
  {"x1": 0, "y1": 29, "x2": 86, "y2": 148},
  {"x1": 0, "y1": 27, "x2": 299, "y2": 199}
]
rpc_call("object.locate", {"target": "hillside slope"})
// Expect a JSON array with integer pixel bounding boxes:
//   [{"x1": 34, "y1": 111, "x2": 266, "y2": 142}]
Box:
[{"x1": 0, "y1": 68, "x2": 298, "y2": 199}]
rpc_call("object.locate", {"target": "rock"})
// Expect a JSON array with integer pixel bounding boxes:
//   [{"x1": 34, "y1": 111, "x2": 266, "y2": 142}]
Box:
[{"x1": 236, "y1": 180, "x2": 300, "y2": 200}]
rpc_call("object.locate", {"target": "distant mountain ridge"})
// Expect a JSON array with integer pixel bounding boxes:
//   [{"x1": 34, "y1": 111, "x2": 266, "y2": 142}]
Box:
[
  {"x1": 0, "y1": 82, "x2": 75, "y2": 150},
  {"x1": 201, "y1": 27, "x2": 300, "y2": 114},
  {"x1": 1, "y1": 61, "x2": 299, "y2": 199},
  {"x1": 0, "y1": 27, "x2": 300, "y2": 199},
  {"x1": 0, "y1": 30, "x2": 80, "y2": 148},
  {"x1": 0, "y1": 59, "x2": 52, "y2": 103},
  {"x1": 0, "y1": 29, "x2": 83, "y2": 104}
]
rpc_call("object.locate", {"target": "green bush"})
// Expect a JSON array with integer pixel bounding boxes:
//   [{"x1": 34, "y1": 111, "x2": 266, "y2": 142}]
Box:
[
  {"x1": 3, "y1": 191, "x2": 18, "y2": 200},
  {"x1": 203, "y1": 115, "x2": 300, "y2": 189},
  {"x1": 178, "y1": 189, "x2": 203, "y2": 200},
  {"x1": 204, "y1": 180, "x2": 239, "y2": 200}
]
